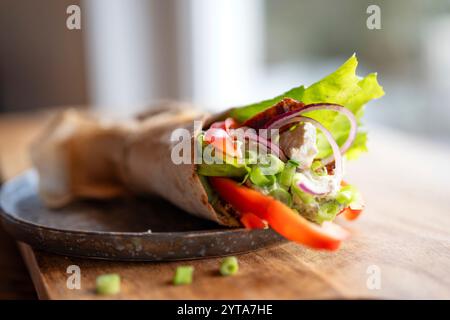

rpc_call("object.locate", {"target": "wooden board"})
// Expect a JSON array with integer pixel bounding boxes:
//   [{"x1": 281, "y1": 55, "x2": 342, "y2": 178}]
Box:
[
  {"x1": 0, "y1": 229, "x2": 36, "y2": 299},
  {"x1": 1, "y1": 114, "x2": 450, "y2": 299}
]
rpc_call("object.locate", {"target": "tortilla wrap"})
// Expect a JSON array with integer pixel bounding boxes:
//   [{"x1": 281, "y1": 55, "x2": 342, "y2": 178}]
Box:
[{"x1": 30, "y1": 102, "x2": 240, "y2": 226}]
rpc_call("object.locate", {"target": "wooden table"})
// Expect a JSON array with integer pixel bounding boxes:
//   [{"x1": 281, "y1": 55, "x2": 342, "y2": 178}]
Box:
[
  {"x1": 1, "y1": 112, "x2": 450, "y2": 299},
  {"x1": 0, "y1": 113, "x2": 44, "y2": 300}
]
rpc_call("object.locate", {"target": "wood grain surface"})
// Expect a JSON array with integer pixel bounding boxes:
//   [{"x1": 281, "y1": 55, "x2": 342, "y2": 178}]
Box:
[
  {"x1": 0, "y1": 229, "x2": 36, "y2": 299},
  {"x1": 1, "y1": 114, "x2": 450, "y2": 299}
]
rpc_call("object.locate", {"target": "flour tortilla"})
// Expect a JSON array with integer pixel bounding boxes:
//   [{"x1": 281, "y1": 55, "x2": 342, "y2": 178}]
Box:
[{"x1": 31, "y1": 102, "x2": 239, "y2": 226}]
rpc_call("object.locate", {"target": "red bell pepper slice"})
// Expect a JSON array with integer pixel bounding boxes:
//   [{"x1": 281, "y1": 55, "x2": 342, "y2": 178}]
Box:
[
  {"x1": 209, "y1": 177, "x2": 349, "y2": 251},
  {"x1": 341, "y1": 207, "x2": 362, "y2": 221},
  {"x1": 240, "y1": 212, "x2": 267, "y2": 229}
]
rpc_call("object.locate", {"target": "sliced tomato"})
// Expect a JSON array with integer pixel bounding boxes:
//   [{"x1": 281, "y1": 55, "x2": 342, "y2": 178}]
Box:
[
  {"x1": 204, "y1": 127, "x2": 241, "y2": 158},
  {"x1": 240, "y1": 212, "x2": 267, "y2": 229},
  {"x1": 209, "y1": 177, "x2": 349, "y2": 251},
  {"x1": 210, "y1": 117, "x2": 239, "y2": 132}
]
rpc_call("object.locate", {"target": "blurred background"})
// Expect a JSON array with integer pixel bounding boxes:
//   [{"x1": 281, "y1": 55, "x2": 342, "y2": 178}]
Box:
[{"x1": 0, "y1": 0, "x2": 450, "y2": 140}]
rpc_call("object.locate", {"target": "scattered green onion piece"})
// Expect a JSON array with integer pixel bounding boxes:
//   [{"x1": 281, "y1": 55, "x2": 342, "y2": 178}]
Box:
[
  {"x1": 220, "y1": 257, "x2": 239, "y2": 276},
  {"x1": 269, "y1": 188, "x2": 292, "y2": 206},
  {"x1": 96, "y1": 274, "x2": 121, "y2": 295},
  {"x1": 279, "y1": 159, "x2": 299, "y2": 188},
  {"x1": 173, "y1": 266, "x2": 194, "y2": 285}
]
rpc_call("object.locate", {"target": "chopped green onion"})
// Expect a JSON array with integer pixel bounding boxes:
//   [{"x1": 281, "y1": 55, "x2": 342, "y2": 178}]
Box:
[
  {"x1": 220, "y1": 257, "x2": 239, "y2": 276},
  {"x1": 311, "y1": 160, "x2": 322, "y2": 171},
  {"x1": 291, "y1": 174, "x2": 315, "y2": 204},
  {"x1": 269, "y1": 188, "x2": 292, "y2": 206},
  {"x1": 258, "y1": 154, "x2": 285, "y2": 175},
  {"x1": 336, "y1": 185, "x2": 358, "y2": 205},
  {"x1": 279, "y1": 159, "x2": 299, "y2": 188},
  {"x1": 173, "y1": 266, "x2": 194, "y2": 285},
  {"x1": 293, "y1": 187, "x2": 315, "y2": 205},
  {"x1": 311, "y1": 160, "x2": 327, "y2": 176},
  {"x1": 343, "y1": 184, "x2": 363, "y2": 209},
  {"x1": 336, "y1": 190, "x2": 353, "y2": 205},
  {"x1": 195, "y1": 133, "x2": 205, "y2": 163},
  {"x1": 249, "y1": 166, "x2": 275, "y2": 187},
  {"x1": 317, "y1": 201, "x2": 341, "y2": 223},
  {"x1": 245, "y1": 150, "x2": 258, "y2": 165},
  {"x1": 96, "y1": 274, "x2": 121, "y2": 295},
  {"x1": 336, "y1": 188, "x2": 353, "y2": 206}
]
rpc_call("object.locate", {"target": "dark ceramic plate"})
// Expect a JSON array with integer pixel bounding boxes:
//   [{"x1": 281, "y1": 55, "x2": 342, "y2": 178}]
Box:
[{"x1": 0, "y1": 170, "x2": 285, "y2": 261}]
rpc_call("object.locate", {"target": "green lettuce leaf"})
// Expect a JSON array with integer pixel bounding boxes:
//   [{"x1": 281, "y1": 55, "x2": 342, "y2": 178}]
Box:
[{"x1": 228, "y1": 54, "x2": 384, "y2": 159}]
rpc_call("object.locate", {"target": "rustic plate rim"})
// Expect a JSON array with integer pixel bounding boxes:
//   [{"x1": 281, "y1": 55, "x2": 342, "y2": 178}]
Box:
[{"x1": 0, "y1": 169, "x2": 276, "y2": 238}]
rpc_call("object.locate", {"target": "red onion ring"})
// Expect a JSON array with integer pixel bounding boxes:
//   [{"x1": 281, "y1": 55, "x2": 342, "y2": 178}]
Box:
[
  {"x1": 265, "y1": 103, "x2": 357, "y2": 165},
  {"x1": 269, "y1": 116, "x2": 343, "y2": 195},
  {"x1": 299, "y1": 179, "x2": 329, "y2": 196}
]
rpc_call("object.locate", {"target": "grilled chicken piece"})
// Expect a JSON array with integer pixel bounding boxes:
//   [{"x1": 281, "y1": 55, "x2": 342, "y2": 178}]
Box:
[{"x1": 279, "y1": 122, "x2": 318, "y2": 169}]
